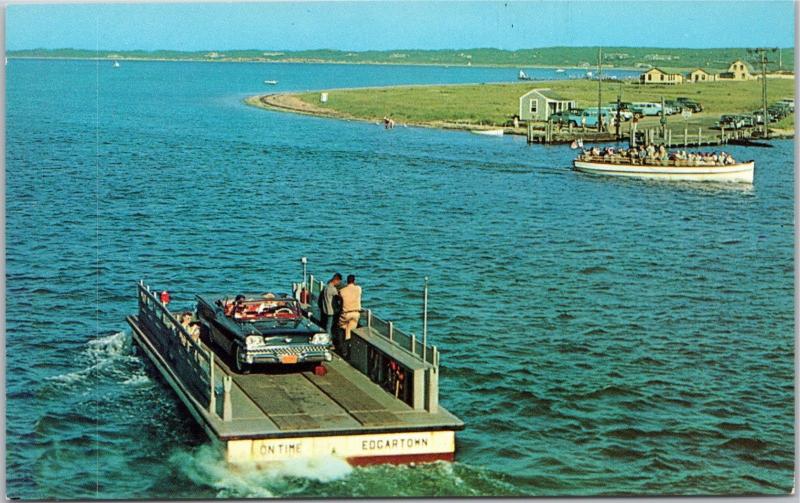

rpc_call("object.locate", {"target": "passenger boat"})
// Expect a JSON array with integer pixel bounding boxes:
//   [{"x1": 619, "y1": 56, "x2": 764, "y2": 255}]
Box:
[
  {"x1": 126, "y1": 272, "x2": 463, "y2": 466},
  {"x1": 573, "y1": 155, "x2": 755, "y2": 183},
  {"x1": 471, "y1": 129, "x2": 504, "y2": 137}
]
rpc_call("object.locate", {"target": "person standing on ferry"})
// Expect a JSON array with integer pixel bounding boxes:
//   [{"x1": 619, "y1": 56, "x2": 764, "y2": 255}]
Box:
[
  {"x1": 320, "y1": 273, "x2": 342, "y2": 337},
  {"x1": 338, "y1": 275, "x2": 362, "y2": 355}
]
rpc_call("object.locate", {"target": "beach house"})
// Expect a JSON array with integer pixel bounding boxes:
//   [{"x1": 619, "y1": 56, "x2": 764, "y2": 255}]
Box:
[
  {"x1": 639, "y1": 68, "x2": 685, "y2": 84},
  {"x1": 688, "y1": 68, "x2": 717, "y2": 83},
  {"x1": 518, "y1": 89, "x2": 576, "y2": 122},
  {"x1": 718, "y1": 60, "x2": 755, "y2": 80}
]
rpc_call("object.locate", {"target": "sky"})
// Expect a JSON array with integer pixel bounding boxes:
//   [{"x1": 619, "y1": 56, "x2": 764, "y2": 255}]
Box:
[{"x1": 5, "y1": 1, "x2": 796, "y2": 51}]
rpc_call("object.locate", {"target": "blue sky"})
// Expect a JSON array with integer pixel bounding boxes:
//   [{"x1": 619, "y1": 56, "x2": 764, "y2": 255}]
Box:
[{"x1": 5, "y1": 1, "x2": 796, "y2": 51}]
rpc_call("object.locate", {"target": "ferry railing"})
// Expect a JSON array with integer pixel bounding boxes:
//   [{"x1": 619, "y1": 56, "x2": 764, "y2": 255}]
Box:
[
  {"x1": 300, "y1": 276, "x2": 438, "y2": 367},
  {"x1": 137, "y1": 281, "x2": 225, "y2": 419},
  {"x1": 298, "y1": 275, "x2": 440, "y2": 412},
  {"x1": 579, "y1": 154, "x2": 736, "y2": 167}
]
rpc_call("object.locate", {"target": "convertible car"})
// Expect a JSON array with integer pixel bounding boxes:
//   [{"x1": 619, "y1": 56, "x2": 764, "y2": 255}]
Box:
[{"x1": 196, "y1": 293, "x2": 332, "y2": 373}]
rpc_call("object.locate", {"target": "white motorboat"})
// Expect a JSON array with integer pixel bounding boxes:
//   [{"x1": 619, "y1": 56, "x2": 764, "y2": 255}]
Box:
[
  {"x1": 264, "y1": 80, "x2": 278, "y2": 85},
  {"x1": 113, "y1": 61, "x2": 120, "y2": 68},
  {"x1": 471, "y1": 129, "x2": 504, "y2": 137},
  {"x1": 572, "y1": 157, "x2": 754, "y2": 183},
  {"x1": 555, "y1": 68, "x2": 566, "y2": 73}
]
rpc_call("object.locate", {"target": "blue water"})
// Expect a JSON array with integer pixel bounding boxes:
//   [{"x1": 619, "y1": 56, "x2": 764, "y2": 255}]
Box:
[{"x1": 5, "y1": 59, "x2": 794, "y2": 498}]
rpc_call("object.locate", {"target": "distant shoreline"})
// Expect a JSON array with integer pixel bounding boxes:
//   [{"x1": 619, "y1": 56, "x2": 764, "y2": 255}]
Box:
[{"x1": 3, "y1": 56, "x2": 658, "y2": 72}]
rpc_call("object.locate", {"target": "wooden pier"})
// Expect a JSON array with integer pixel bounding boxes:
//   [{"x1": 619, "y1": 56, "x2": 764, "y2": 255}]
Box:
[
  {"x1": 127, "y1": 280, "x2": 463, "y2": 465},
  {"x1": 525, "y1": 118, "x2": 764, "y2": 148}
]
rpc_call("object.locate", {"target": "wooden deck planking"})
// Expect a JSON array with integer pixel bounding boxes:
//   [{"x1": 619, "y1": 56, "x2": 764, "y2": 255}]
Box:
[
  {"x1": 232, "y1": 370, "x2": 362, "y2": 431},
  {"x1": 302, "y1": 364, "x2": 405, "y2": 427}
]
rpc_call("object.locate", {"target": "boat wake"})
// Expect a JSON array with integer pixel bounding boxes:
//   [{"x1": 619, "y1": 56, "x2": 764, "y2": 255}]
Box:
[
  {"x1": 170, "y1": 444, "x2": 353, "y2": 498},
  {"x1": 46, "y1": 331, "x2": 149, "y2": 389}
]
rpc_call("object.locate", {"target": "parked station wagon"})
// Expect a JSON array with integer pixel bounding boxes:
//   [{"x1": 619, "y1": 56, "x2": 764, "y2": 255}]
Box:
[
  {"x1": 551, "y1": 108, "x2": 613, "y2": 127},
  {"x1": 196, "y1": 293, "x2": 332, "y2": 373},
  {"x1": 630, "y1": 102, "x2": 662, "y2": 117}
]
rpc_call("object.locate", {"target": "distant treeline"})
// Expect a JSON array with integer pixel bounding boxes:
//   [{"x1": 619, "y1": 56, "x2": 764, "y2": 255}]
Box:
[{"x1": 8, "y1": 47, "x2": 795, "y2": 71}]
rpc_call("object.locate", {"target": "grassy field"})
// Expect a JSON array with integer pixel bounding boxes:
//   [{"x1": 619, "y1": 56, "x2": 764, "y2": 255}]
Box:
[{"x1": 292, "y1": 79, "x2": 795, "y2": 130}]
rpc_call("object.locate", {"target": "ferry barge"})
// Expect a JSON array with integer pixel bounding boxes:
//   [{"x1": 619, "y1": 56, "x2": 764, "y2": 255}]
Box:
[
  {"x1": 573, "y1": 155, "x2": 755, "y2": 183},
  {"x1": 126, "y1": 273, "x2": 463, "y2": 466}
]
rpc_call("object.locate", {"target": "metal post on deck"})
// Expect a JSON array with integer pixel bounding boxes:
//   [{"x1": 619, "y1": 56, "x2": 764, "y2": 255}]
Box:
[
  {"x1": 684, "y1": 127, "x2": 688, "y2": 147},
  {"x1": 698, "y1": 127, "x2": 702, "y2": 146},
  {"x1": 411, "y1": 334, "x2": 416, "y2": 355},
  {"x1": 222, "y1": 376, "x2": 232, "y2": 421},
  {"x1": 388, "y1": 321, "x2": 394, "y2": 341},
  {"x1": 208, "y1": 348, "x2": 216, "y2": 414},
  {"x1": 422, "y1": 277, "x2": 428, "y2": 362},
  {"x1": 301, "y1": 256, "x2": 307, "y2": 287},
  {"x1": 367, "y1": 309, "x2": 372, "y2": 333}
]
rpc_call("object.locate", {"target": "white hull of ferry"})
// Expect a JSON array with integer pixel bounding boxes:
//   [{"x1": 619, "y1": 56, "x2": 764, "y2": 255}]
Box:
[{"x1": 573, "y1": 160, "x2": 754, "y2": 183}]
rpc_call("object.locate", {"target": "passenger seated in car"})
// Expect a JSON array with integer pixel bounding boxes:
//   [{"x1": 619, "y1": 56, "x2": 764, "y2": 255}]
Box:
[{"x1": 225, "y1": 294, "x2": 247, "y2": 318}]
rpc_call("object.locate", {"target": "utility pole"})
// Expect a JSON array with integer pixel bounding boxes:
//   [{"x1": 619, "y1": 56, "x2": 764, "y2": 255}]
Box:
[
  {"x1": 597, "y1": 47, "x2": 603, "y2": 132},
  {"x1": 748, "y1": 48, "x2": 777, "y2": 138},
  {"x1": 615, "y1": 81, "x2": 622, "y2": 140}
]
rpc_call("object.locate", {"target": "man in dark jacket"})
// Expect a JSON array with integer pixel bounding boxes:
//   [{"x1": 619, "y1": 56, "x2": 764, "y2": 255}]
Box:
[{"x1": 319, "y1": 273, "x2": 342, "y2": 336}]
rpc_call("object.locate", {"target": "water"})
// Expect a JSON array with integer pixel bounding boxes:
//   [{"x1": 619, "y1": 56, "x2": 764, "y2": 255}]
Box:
[{"x1": 5, "y1": 59, "x2": 794, "y2": 498}]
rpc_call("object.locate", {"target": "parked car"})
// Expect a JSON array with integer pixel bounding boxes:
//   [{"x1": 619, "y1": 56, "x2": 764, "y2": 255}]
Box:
[
  {"x1": 717, "y1": 114, "x2": 746, "y2": 129},
  {"x1": 196, "y1": 292, "x2": 333, "y2": 373},
  {"x1": 675, "y1": 97, "x2": 704, "y2": 112},
  {"x1": 664, "y1": 100, "x2": 681, "y2": 113},
  {"x1": 606, "y1": 102, "x2": 633, "y2": 120},
  {"x1": 752, "y1": 110, "x2": 779, "y2": 125},
  {"x1": 630, "y1": 102, "x2": 662, "y2": 117},
  {"x1": 769, "y1": 102, "x2": 792, "y2": 119},
  {"x1": 551, "y1": 108, "x2": 613, "y2": 127},
  {"x1": 737, "y1": 115, "x2": 755, "y2": 128},
  {"x1": 777, "y1": 98, "x2": 794, "y2": 112}
]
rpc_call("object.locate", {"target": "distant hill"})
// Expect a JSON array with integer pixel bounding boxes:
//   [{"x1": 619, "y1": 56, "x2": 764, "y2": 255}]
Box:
[{"x1": 7, "y1": 47, "x2": 794, "y2": 72}]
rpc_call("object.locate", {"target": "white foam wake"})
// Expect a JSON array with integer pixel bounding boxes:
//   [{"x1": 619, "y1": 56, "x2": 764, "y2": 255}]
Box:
[
  {"x1": 47, "y1": 331, "x2": 149, "y2": 387},
  {"x1": 170, "y1": 444, "x2": 353, "y2": 498}
]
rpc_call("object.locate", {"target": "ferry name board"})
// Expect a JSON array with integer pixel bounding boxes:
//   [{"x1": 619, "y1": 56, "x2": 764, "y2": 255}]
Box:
[{"x1": 228, "y1": 431, "x2": 455, "y2": 463}]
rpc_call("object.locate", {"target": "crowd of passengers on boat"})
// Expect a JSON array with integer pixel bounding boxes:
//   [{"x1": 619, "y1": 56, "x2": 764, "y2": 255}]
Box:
[{"x1": 580, "y1": 145, "x2": 740, "y2": 166}]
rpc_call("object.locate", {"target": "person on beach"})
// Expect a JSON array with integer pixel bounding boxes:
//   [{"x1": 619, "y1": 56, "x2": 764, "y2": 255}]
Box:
[
  {"x1": 338, "y1": 275, "x2": 362, "y2": 355},
  {"x1": 319, "y1": 273, "x2": 342, "y2": 338}
]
